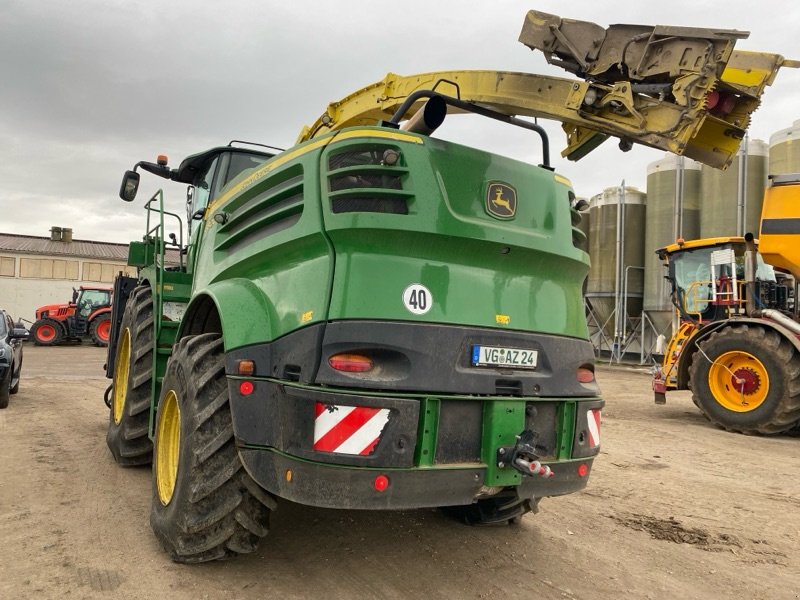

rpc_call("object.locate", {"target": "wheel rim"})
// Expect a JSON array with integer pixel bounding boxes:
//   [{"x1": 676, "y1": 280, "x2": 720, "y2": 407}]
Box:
[
  {"x1": 156, "y1": 390, "x2": 181, "y2": 505},
  {"x1": 708, "y1": 350, "x2": 769, "y2": 412},
  {"x1": 112, "y1": 329, "x2": 131, "y2": 424},
  {"x1": 96, "y1": 319, "x2": 111, "y2": 342},
  {"x1": 37, "y1": 324, "x2": 57, "y2": 343}
]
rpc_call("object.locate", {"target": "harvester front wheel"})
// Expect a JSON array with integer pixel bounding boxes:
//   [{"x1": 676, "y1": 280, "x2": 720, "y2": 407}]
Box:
[
  {"x1": 106, "y1": 285, "x2": 154, "y2": 465},
  {"x1": 689, "y1": 324, "x2": 800, "y2": 434},
  {"x1": 30, "y1": 318, "x2": 63, "y2": 346},
  {"x1": 90, "y1": 315, "x2": 112, "y2": 346},
  {"x1": 150, "y1": 333, "x2": 276, "y2": 563}
]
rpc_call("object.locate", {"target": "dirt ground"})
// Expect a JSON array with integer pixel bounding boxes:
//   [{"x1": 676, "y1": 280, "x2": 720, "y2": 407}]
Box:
[{"x1": 2, "y1": 345, "x2": 799, "y2": 600}]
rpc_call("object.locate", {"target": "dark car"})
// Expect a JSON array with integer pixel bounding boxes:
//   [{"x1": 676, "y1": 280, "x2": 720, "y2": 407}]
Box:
[{"x1": 0, "y1": 309, "x2": 26, "y2": 409}]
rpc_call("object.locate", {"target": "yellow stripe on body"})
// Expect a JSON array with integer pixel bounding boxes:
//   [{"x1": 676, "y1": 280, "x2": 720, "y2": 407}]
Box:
[{"x1": 553, "y1": 174, "x2": 572, "y2": 187}]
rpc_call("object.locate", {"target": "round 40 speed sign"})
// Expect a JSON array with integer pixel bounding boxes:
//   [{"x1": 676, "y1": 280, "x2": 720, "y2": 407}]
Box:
[{"x1": 402, "y1": 284, "x2": 433, "y2": 315}]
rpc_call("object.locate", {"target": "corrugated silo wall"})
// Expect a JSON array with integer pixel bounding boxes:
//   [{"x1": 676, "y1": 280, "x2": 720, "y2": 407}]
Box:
[
  {"x1": 770, "y1": 119, "x2": 800, "y2": 176},
  {"x1": 586, "y1": 187, "x2": 646, "y2": 338},
  {"x1": 643, "y1": 155, "x2": 702, "y2": 337},
  {"x1": 700, "y1": 140, "x2": 768, "y2": 238}
]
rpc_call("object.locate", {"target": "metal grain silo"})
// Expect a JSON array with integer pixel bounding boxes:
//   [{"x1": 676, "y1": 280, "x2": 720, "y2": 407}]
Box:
[
  {"x1": 586, "y1": 186, "x2": 647, "y2": 337},
  {"x1": 769, "y1": 119, "x2": 800, "y2": 176},
  {"x1": 643, "y1": 155, "x2": 702, "y2": 336},
  {"x1": 700, "y1": 139, "x2": 768, "y2": 238}
]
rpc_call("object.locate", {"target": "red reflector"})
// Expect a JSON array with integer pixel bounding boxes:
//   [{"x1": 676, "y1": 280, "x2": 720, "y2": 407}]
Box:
[
  {"x1": 374, "y1": 475, "x2": 390, "y2": 492},
  {"x1": 329, "y1": 353, "x2": 373, "y2": 373},
  {"x1": 239, "y1": 381, "x2": 254, "y2": 396},
  {"x1": 577, "y1": 463, "x2": 589, "y2": 477},
  {"x1": 577, "y1": 367, "x2": 595, "y2": 383}
]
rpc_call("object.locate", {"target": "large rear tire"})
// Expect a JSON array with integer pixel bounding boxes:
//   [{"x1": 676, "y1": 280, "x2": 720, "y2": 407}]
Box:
[
  {"x1": 30, "y1": 318, "x2": 63, "y2": 346},
  {"x1": 689, "y1": 324, "x2": 800, "y2": 434},
  {"x1": 90, "y1": 315, "x2": 112, "y2": 347},
  {"x1": 150, "y1": 333, "x2": 276, "y2": 563},
  {"x1": 106, "y1": 285, "x2": 154, "y2": 465}
]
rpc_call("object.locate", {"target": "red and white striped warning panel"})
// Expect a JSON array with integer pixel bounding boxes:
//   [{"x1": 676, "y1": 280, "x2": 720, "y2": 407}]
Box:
[
  {"x1": 313, "y1": 403, "x2": 391, "y2": 455},
  {"x1": 587, "y1": 409, "x2": 601, "y2": 448}
]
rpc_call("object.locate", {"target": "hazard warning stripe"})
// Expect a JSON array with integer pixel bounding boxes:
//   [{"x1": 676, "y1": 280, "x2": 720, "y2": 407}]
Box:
[
  {"x1": 314, "y1": 404, "x2": 391, "y2": 455},
  {"x1": 587, "y1": 409, "x2": 601, "y2": 448}
]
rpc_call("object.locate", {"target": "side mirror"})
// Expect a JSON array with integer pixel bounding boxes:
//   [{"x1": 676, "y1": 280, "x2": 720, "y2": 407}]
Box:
[
  {"x1": 10, "y1": 327, "x2": 29, "y2": 340},
  {"x1": 120, "y1": 170, "x2": 141, "y2": 202}
]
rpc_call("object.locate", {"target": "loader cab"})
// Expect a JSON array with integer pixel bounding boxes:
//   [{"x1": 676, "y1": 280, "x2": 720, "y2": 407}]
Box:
[{"x1": 660, "y1": 237, "x2": 777, "y2": 322}]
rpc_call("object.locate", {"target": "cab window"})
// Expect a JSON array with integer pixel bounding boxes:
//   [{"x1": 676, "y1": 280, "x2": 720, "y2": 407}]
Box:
[
  {"x1": 78, "y1": 290, "x2": 109, "y2": 317},
  {"x1": 190, "y1": 157, "x2": 219, "y2": 218}
]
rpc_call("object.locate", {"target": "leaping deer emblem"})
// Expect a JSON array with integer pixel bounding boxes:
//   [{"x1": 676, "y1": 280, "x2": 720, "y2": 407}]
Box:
[{"x1": 488, "y1": 184, "x2": 516, "y2": 218}]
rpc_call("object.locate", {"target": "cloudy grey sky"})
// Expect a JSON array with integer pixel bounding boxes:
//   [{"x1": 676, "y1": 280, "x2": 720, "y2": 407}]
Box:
[{"x1": 1, "y1": 0, "x2": 798, "y2": 244}]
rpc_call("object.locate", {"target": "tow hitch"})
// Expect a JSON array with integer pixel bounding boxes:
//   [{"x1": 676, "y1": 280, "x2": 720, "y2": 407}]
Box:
[{"x1": 497, "y1": 430, "x2": 554, "y2": 478}]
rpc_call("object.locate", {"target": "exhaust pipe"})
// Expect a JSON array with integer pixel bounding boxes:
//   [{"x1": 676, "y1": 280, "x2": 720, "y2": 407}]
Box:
[
  {"x1": 759, "y1": 308, "x2": 800, "y2": 335},
  {"x1": 744, "y1": 232, "x2": 758, "y2": 317},
  {"x1": 400, "y1": 95, "x2": 447, "y2": 136}
]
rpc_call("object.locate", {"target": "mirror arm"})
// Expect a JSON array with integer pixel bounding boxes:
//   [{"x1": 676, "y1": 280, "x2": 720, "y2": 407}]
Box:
[{"x1": 136, "y1": 161, "x2": 172, "y2": 180}]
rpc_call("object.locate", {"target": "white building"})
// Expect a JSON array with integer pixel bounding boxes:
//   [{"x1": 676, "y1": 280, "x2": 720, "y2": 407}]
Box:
[{"x1": 0, "y1": 227, "x2": 137, "y2": 324}]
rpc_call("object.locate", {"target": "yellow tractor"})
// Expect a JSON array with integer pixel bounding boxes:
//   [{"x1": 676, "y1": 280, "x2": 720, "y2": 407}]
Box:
[{"x1": 652, "y1": 174, "x2": 800, "y2": 434}]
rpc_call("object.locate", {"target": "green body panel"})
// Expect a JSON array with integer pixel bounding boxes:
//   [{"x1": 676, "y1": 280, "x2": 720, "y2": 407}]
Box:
[
  {"x1": 180, "y1": 128, "x2": 588, "y2": 349},
  {"x1": 128, "y1": 240, "x2": 156, "y2": 268},
  {"x1": 321, "y1": 134, "x2": 589, "y2": 337},
  {"x1": 189, "y1": 147, "x2": 334, "y2": 349}
]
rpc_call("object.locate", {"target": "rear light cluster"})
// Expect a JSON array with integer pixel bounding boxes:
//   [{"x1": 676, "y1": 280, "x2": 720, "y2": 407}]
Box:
[
  {"x1": 284, "y1": 469, "x2": 391, "y2": 493},
  {"x1": 577, "y1": 365, "x2": 595, "y2": 383},
  {"x1": 237, "y1": 360, "x2": 256, "y2": 396},
  {"x1": 329, "y1": 353, "x2": 373, "y2": 373}
]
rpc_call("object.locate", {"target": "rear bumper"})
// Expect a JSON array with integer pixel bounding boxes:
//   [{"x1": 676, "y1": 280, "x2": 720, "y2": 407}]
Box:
[
  {"x1": 238, "y1": 447, "x2": 594, "y2": 510},
  {"x1": 229, "y1": 379, "x2": 602, "y2": 509},
  {"x1": 226, "y1": 320, "x2": 602, "y2": 510}
]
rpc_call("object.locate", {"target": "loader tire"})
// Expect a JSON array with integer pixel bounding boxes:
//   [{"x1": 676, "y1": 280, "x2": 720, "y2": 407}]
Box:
[
  {"x1": 441, "y1": 492, "x2": 538, "y2": 525},
  {"x1": 106, "y1": 285, "x2": 154, "y2": 466},
  {"x1": 150, "y1": 333, "x2": 276, "y2": 563},
  {"x1": 90, "y1": 315, "x2": 112, "y2": 347},
  {"x1": 30, "y1": 318, "x2": 63, "y2": 346},
  {"x1": 689, "y1": 324, "x2": 800, "y2": 435}
]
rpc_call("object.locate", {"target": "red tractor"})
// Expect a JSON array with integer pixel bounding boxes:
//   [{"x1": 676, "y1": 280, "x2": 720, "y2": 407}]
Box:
[{"x1": 30, "y1": 286, "x2": 112, "y2": 347}]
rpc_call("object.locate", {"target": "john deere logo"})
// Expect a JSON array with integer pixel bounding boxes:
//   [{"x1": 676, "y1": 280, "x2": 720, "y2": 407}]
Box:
[{"x1": 486, "y1": 182, "x2": 517, "y2": 220}]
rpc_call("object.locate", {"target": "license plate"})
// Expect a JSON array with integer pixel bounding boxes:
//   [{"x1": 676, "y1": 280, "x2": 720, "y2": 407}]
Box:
[{"x1": 471, "y1": 345, "x2": 538, "y2": 369}]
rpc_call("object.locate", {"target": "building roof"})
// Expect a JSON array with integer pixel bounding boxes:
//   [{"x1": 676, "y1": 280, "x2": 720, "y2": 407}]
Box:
[{"x1": 0, "y1": 232, "x2": 180, "y2": 263}]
